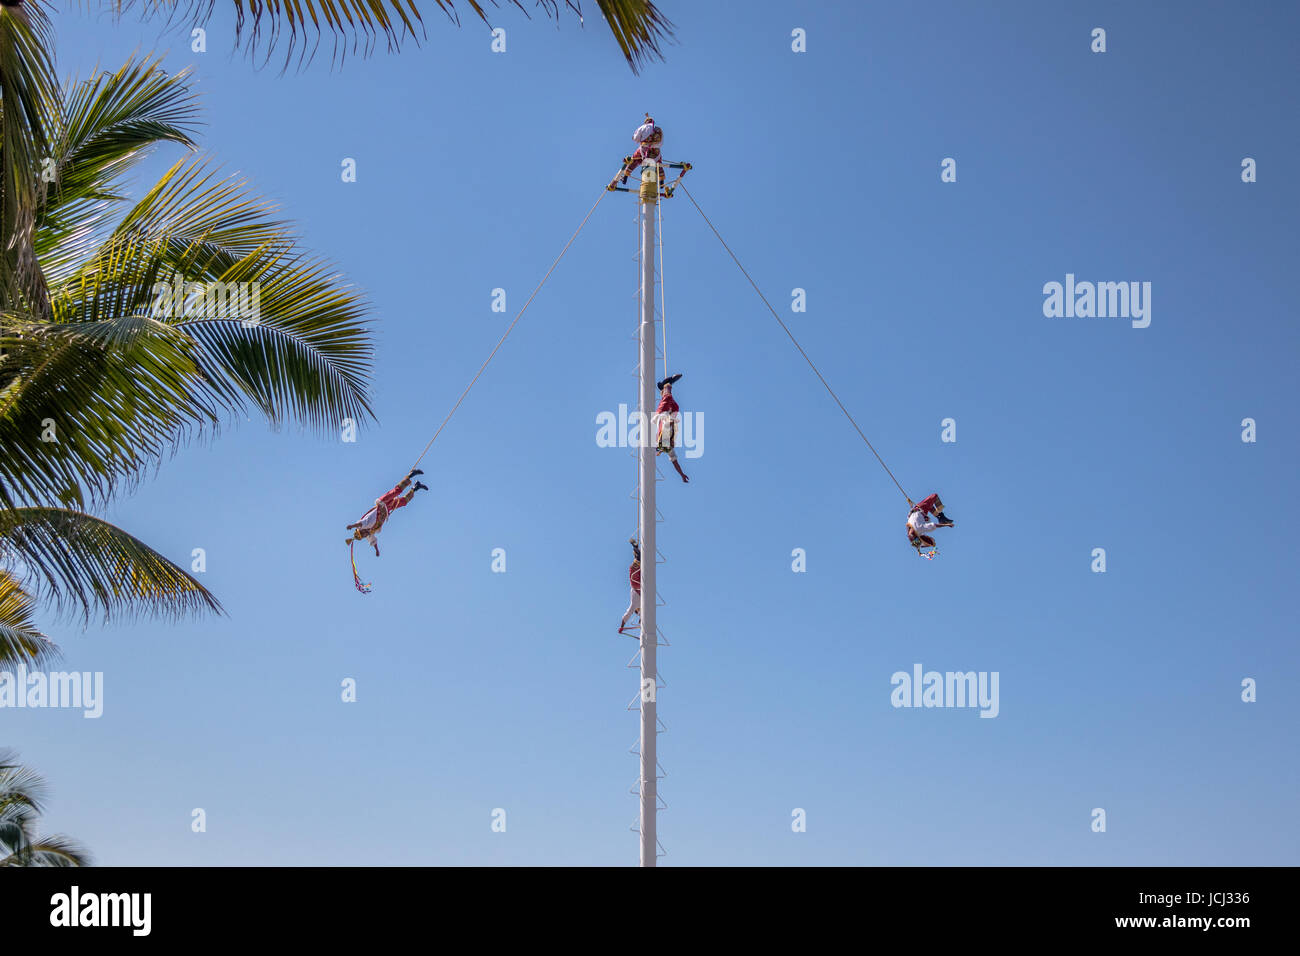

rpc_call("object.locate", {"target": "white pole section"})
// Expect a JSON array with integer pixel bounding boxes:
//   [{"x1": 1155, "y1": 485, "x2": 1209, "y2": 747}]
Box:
[{"x1": 638, "y1": 162, "x2": 659, "y2": 867}]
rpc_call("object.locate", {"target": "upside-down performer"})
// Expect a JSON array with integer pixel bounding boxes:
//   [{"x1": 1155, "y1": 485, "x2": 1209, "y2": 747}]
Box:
[
  {"x1": 346, "y1": 469, "x2": 429, "y2": 591},
  {"x1": 612, "y1": 114, "x2": 666, "y2": 188},
  {"x1": 654, "y1": 373, "x2": 690, "y2": 484},
  {"x1": 906, "y1": 492, "x2": 954, "y2": 555},
  {"x1": 618, "y1": 538, "x2": 642, "y2": 634}
]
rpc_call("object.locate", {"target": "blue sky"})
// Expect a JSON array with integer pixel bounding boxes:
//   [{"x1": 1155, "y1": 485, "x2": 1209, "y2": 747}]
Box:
[{"x1": 6, "y1": 0, "x2": 1298, "y2": 865}]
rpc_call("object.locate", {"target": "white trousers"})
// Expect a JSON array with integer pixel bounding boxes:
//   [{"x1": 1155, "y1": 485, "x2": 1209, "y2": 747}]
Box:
[
  {"x1": 655, "y1": 413, "x2": 679, "y2": 463},
  {"x1": 621, "y1": 588, "x2": 641, "y2": 627}
]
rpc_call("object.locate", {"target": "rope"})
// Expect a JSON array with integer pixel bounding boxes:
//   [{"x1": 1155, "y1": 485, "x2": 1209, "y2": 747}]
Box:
[
  {"x1": 677, "y1": 182, "x2": 913, "y2": 506},
  {"x1": 656, "y1": 183, "x2": 668, "y2": 378},
  {"x1": 410, "y1": 185, "x2": 610, "y2": 469}
]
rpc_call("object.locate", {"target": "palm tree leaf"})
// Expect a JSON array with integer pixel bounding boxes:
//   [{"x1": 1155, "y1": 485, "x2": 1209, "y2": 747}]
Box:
[
  {"x1": 0, "y1": 752, "x2": 90, "y2": 866},
  {"x1": 0, "y1": 155, "x2": 374, "y2": 509},
  {"x1": 73, "y1": 156, "x2": 374, "y2": 424},
  {"x1": 0, "y1": 567, "x2": 57, "y2": 665},
  {"x1": 119, "y1": 0, "x2": 430, "y2": 70},
  {"x1": 0, "y1": 0, "x2": 59, "y2": 313},
  {"x1": 106, "y1": 156, "x2": 294, "y2": 268},
  {"x1": 0, "y1": 506, "x2": 221, "y2": 625},
  {"x1": 593, "y1": 0, "x2": 673, "y2": 73},
  {"x1": 0, "y1": 752, "x2": 46, "y2": 853},
  {"x1": 37, "y1": 55, "x2": 202, "y2": 285},
  {"x1": 0, "y1": 750, "x2": 48, "y2": 814},
  {"x1": 0, "y1": 310, "x2": 227, "y2": 509},
  {"x1": 0, "y1": 835, "x2": 91, "y2": 866},
  {"x1": 111, "y1": 1, "x2": 671, "y2": 72},
  {"x1": 173, "y1": 248, "x2": 374, "y2": 429},
  {"x1": 0, "y1": 803, "x2": 36, "y2": 855}
]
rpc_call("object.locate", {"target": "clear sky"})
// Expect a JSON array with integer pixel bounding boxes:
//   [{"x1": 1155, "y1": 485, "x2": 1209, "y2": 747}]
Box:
[{"x1": 8, "y1": 0, "x2": 1298, "y2": 865}]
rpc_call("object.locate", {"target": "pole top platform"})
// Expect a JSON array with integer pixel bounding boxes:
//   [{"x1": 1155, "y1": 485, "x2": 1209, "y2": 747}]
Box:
[{"x1": 607, "y1": 159, "x2": 692, "y2": 199}]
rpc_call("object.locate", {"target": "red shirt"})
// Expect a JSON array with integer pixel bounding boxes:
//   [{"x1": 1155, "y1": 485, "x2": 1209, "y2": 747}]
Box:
[
  {"x1": 656, "y1": 392, "x2": 679, "y2": 415},
  {"x1": 629, "y1": 562, "x2": 641, "y2": 592}
]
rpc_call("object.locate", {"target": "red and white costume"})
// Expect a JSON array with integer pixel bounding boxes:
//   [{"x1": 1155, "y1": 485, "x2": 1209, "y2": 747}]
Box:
[
  {"x1": 907, "y1": 493, "x2": 943, "y2": 534},
  {"x1": 355, "y1": 482, "x2": 416, "y2": 543},
  {"x1": 620, "y1": 560, "x2": 642, "y2": 630},
  {"x1": 654, "y1": 390, "x2": 681, "y2": 463},
  {"x1": 626, "y1": 120, "x2": 664, "y2": 178}
]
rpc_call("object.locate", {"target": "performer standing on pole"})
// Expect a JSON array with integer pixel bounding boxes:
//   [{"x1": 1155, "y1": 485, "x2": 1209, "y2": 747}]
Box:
[{"x1": 613, "y1": 114, "x2": 666, "y2": 188}]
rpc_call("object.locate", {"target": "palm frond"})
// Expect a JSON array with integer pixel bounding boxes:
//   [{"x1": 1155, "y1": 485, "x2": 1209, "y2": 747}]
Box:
[
  {"x1": 0, "y1": 505, "x2": 221, "y2": 625},
  {"x1": 0, "y1": 153, "x2": 375, "y2": 509},
  {"x1": 38, "y1": 55, "x2": 202, "y2": 285},
  {"x1": 78, "y1": 156, "x2": 374, "y2": 424},
  {"x1": 0, "y1": 567, "x2": 57, "y2": 665},
  {"x1": 0, "y1": 309, "x2": 226, "y2": 509},
  {"x1": 110, "y1": 1, "x2": 671, "y2": 72},
  {"x1": 121, "y1": 0, "x2": 429, "y2": 71},
  {"x1": 593, "y1": 0, "x2": 673, "y2": 74},
  {"x1": 0, "y1": 0, "x2": 59, "y2": 313},
  {"x1": 173, "y1": 246, "x2": 374, "y2": 429},
  {"x1": 0, "y1": 750, "x2": 49, "y2": 814},
  {"x1": 0, "y1": 836, "x2": 91, "y2": 867},
  {"x1": 0, "y1": 753, "x2": 90, "y2": 866},
  {"x1": 0, "y1": 802, "x2": 36, "y2": 855},
  {"x1": 108, "y1": 156, "x2": 292, "y2": 266}
]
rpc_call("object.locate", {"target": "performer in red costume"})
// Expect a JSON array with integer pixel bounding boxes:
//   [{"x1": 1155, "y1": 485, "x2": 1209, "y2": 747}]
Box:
[
  {"x1": 619, "y1": 538, "x2": 643, "y2": 634},
  {"x1": 654, "y1": 373, "x2": 689, "y2": 484},
  {"x1": 905, "y1": 492, "x2": 954, "y2": 553},
  {"x1": 346, "y1": 469, "x2": 429, "y2": 557}
]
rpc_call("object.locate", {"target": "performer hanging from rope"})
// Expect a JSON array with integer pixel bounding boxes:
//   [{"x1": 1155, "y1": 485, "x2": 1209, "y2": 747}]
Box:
[
  {"x1": 618, "y1": 537, "x2": 642, "y2": 634},
  {"x1": 906, "y1": 492, "x2": 954, "y2": 554},
  {"x1": 654, "y1": 373, "x2": 690, "y2": 483},
  {"x1": 346, "y1": 469, "x2": 429, "y2": 557},
  {"x1": 612, "y1": 114, "x2": 666, "y2": 188}
]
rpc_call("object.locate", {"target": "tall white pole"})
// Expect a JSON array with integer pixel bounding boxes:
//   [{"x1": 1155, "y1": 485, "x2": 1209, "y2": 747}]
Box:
[{"x1": 637, "y1": 163, "x2": 658, "y2": 867}]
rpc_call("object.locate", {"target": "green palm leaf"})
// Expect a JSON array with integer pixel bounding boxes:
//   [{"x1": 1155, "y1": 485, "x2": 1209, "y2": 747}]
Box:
[
  {"x1": 38, "y1": 55, "x2": 202, "y2": 285},
  {"x1": 174, "y1": 248, "x2": 375, "y2": 429},
  {"x1": 0, "y1": 836, "x2": 91, "y2": 867},
  {"x1": 0, "y1": 309, "x2": 227, "y2": 509},
  {"x1": 1, "y1": 65, "x2": 373, "y2": 510},
  {"x1": 70, "y1": 154, "x2": 373, "y2": 421},
  {"x1": 0, "y1": 567, "x2": 56, "y2": 665},
  {"x1": 0, "y1": 0, "x2": 59, "y2": 313},
  {"x1": 114, "y1": 0, "x2": 672, "y2": 72},
  {"x1": 0, "y1": 752, "x2": 90, "y2": 867},
  {"x1": 590, "y1": 0, "x2": 674, "y2": 73},
  {"x1": 0, "y1": 506, "x2": 221, "y2": 624}
]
